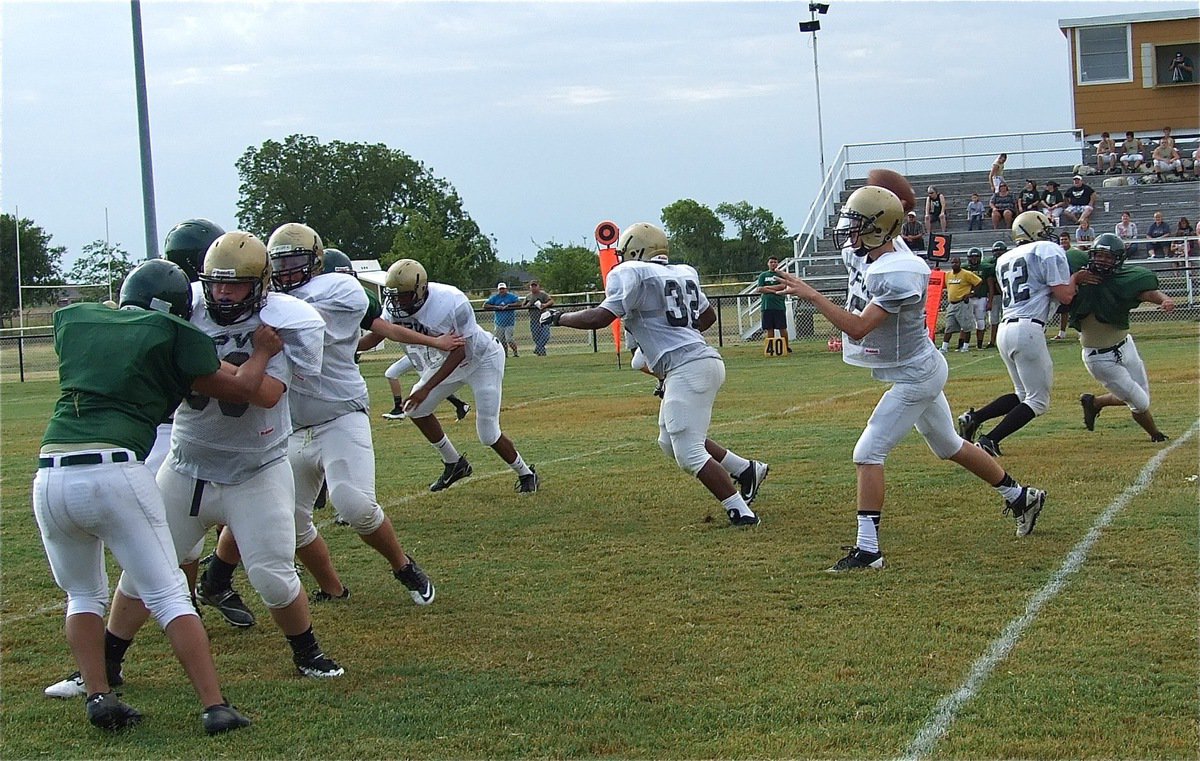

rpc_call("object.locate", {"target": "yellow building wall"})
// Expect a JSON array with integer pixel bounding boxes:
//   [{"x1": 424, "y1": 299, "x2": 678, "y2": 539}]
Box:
[{"x1": 1067, "y1": 17, "x2": 1200, "y2": 137}]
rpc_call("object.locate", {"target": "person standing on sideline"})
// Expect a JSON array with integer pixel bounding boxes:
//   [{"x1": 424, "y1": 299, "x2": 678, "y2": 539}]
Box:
[
  {"x1": 755, "y1": 256, "x2": 790, "y2": 352},
  {"x1": 1067, "y1": 234, "x2": 1174, "y2": 442},
  {"x1": 33, "y1": 258, "x2": 272, "y2": 733},
  {"x1": 382, "y1": 259, "x2": 539, "y2": 493},
  {"x1": 762, "y1": 184, "x2": 1046, "y2": 572},
  {"x1": 957, "y1": 211, "x2": 1080, "y2": 456},
  {"x1": 522, "y1": 280, "x2": 555, "y2": 356},
  {"x1": 964, "y1": 248, "x2": 995, "y2": 350},
  {"x1": 983, "y1": 241, "x2": 1007, "y2": 348},
  {"x1": 542, "y1": 223, "x2": 768, "y2": 527},
  {"x1": 484, "y1": 282, "x2": 521, "y2": 357},
  {"x1": 939, "y1": 256, "x2": 982, "y2": 353}
]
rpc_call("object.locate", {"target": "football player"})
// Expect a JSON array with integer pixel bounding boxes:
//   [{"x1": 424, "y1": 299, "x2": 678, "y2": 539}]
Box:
[
  {"x1": 964, "y1": 247, "x2": 996, "y2": 350},
  {"x1": 105, "y1": 232, "x2": 347, "y2": 679},
  {"x1": 763, "y1": 185, "x2": 1046, "y2": 571},
  {"x1": 373, "y1": 259, "x2": 537, "y2": 493},
  {"x1": 956, "y1": 211, "x2": 1079, "y2": 456},
  {"x1": 263, "y1": 223, "x2": 456, "y2": 605},
  {"x1": 542, "y1": 222, "x2": 768, "y2": 526},
  {"x1": 34, "y1": 258, "x2": 273, "y2": 733},
  {"x1": 1067, "y1": 233, "x2": 1174, "y2": 441}
]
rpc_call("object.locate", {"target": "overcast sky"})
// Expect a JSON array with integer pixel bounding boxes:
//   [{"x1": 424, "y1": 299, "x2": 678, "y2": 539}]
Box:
[{"x1": 2, "y1": 0, "x2": 1194, "y2": 272}]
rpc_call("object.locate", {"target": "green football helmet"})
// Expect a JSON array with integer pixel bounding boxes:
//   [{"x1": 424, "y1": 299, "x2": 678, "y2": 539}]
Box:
[
  {"x1": 119, "y1": 258, "x2": 194, "y2": 320},
  {"x1": 1087, "y1": 233, "x2": 1127, "y2": 277},
  {"x1": 163, "y1": 219, "x2": 226, "y2": 283},
  {"x1": 322, "y1": 247, "x2": 354, "y2": 275},
  {"x1": 966, "y1": 247, "x2": 983, "y2": 262}
]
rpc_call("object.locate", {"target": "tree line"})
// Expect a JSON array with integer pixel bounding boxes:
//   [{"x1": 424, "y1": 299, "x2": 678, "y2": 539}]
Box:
[{"x1": 1, "y1": 135, "x2": 794, "y2": 319}]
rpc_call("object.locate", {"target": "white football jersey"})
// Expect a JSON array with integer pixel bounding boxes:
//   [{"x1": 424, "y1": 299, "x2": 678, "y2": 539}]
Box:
[
  {"x1": 169, "y1": 289, "x2": 324, "y2": 484},
  {"x1": 599, "y1": 260, "x2": 720, "y2": 376},
  {"x1": 996, "y1": 240, "x2": 1071, "y2": 321},
  {"x1": 387, "y1": 282, "x2": 499, "y2": 382},
  {"x1": 840, "y1": 240, "x2": 937, "y2": 381},
  {"x1": 286, "y1": 273, "x2": 372, "y2": 427}
]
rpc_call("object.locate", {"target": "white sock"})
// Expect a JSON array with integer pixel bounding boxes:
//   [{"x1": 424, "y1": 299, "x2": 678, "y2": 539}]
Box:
[
  {"x1": 719, "y1": 450, "x2": 751, "y2": 477},
  {"x1": 432, "y1": 436, "x2": 460, "y2": 464},
  {"x1": 721, "y1": 493, "x2": 754, "y2": 519},
  {"x1": 508, "y1": 453, "x2": 533, "y2": 477},
  {"x1": 856, "y1": 511, "x2": 881, "y2": 553},
  {"x1": 994, "y1": 473, "x2": 1023, "y2": 504},
  {"x1": 941, "y1": 341, "x2": 950, "y2": 350}
]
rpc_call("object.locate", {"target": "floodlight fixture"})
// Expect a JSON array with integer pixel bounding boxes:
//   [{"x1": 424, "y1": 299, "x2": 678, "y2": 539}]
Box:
[
  {"x1": 798, "y1": 20, "x2": 820, "y2": 32},
  {"x1": 809, "y1": 3, "x2": 830, "y2": 15}
]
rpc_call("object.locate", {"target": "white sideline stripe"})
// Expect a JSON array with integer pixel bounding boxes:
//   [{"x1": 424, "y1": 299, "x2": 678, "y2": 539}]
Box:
[
  {"x1": 1, "y1": 601, "x2": 66, "y2": 624},
  {"x1": 900, "y1": 418, "x2": 1200, "y2": 761}
]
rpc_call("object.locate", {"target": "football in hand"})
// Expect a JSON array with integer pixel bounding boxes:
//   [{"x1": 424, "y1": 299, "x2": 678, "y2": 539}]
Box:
[{"x1": 866, "y1": 168, "x2": 917, "y2": 213}]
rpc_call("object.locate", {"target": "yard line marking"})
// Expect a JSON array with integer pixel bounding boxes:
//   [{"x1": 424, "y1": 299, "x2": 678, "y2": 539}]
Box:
[
  {"x1": 2, "y1": 601, "x2": 66, "y2": 624},
  {"x1": 900, "y1": 418, "x2": 1200, "y2": 761}
]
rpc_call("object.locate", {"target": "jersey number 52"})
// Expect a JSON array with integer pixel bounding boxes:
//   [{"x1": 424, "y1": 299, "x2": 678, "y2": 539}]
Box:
[{"x1": 998, "y1": 257, "x2": 1031, "y2": 307}]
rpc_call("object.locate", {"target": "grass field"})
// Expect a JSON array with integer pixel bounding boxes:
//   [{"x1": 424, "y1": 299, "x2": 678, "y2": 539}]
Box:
[{"x1": 1, "y1": 324, "x2": 1198, "y2": 759}]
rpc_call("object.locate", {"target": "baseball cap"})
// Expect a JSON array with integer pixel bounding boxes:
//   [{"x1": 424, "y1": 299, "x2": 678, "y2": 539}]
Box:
[
  {"x1": 497, "y1": 282, "x2": 507, "y2": 289},
  {"x1": 1072, "y1": 174, "x2": 1083, "y2": 180},
  {"x1": 907, "y1": 211, "x2": 916, "y2": 217}
]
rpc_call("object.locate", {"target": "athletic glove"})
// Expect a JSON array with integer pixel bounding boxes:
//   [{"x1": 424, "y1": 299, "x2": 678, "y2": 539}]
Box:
[{"x1": 539, "y1": 309, "x2": 561, "y2": 327}]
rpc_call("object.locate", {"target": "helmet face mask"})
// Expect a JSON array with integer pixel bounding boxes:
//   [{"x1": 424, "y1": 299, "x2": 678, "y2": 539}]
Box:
[
  {"x1": 967, "y1": 247, "x2": 983, "y2": 264},
  {"x1": 616, "y1": 223, "x2": 669, "y2": 262},
  {"x1": 1087, "y1": 233, "x2": 1127, "y2": 277},
  {"x1": 1012, "y1": 211, "x2": 1055, "y2": 244},
  {"x1": 383, "y1": 259, "x2": 429, "y2": 318},
  {"x1": 266, "y1": 223, "x2": 324, "y2": 292},
  {"x1": 119, "y1": 259, "x2": 194, "y2": 320},
  {"x1": 834, "y1": 186, "x2": 903, "y2": 256},
  {"x1": 164, "y1": 218, "x2": 225, "y2": 283},
  {"x1": 200, "y1": 232, "x2": 271, "y2": 326}
]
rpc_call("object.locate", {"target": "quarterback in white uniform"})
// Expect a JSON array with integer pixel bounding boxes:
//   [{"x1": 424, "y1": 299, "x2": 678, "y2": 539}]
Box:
[
  {"x1": 765, "y1": 185, "x2": 1047, "y2": 571},
  {"x1": 265, "y1": 223, "x2": 441, "y2": 605},
  {"x1": 376, "y1": 259, "x2": 538, "y2": 493},
  {"x1": 956, "y1": 211, "x2": 1078, "y2": 456},
  {"x1": 106, "y1": 232, "x2": 346, "y2": 679},
  {"x1": 544, "y1": 223, "x2": 768, "y2": 526}
]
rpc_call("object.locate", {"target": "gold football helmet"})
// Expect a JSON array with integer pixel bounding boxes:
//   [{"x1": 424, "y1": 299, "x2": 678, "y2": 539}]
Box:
[
  {"x1": 266, "y1": 222, "x2": 324, "y2": 292},
  {"x1": 383, "y1": 259, "x2": 429, "y2": 318},
  {"x1": 1012, "y1": 211, "x2": 1055, "y2": 244},
  {"x1": 833, "y1": 186, "x2": 903, "y2": 256},
  {"x1": 616, "y1": 222, "x2": 669, "y2": 262},
  {"x1": 200, "y1": 231, "x2": 271, "y2": 325}
]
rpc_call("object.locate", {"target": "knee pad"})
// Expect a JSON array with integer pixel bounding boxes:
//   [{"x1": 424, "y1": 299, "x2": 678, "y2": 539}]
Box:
[
  {"x1": 138, "y1": 568, "x2": 199, "y2": 628},
  {"x1": 65, "y1": 589, "x2": 110, "y2": 619},
  {"x1": 851, "y1": 438, "x2": 888, "y2": 466},
  {"x1": 1124, "y1": 387, "x2": 1151, "y2": 414},
  {"x1": 295, "y1": 519, "x2": 319, "y2": 550},
  {"x1": 328, "y1": 483, "x2": 385, "y2": 535},
  {"x1": 1023, "y1": 393, "x2": 1050, "y2": 416},
  {"x1": 670, "y1": 434, "x2": 709, "y2": 476},
  {"x1": 385, "y1": 357, "x2": 412, "y2": 380},
  {"x1": 657, "y1": 430, "x2": 675, "y2": 461},
  {"x1": 476, "y1": 414, "x2": 502, "y2": 448},
  {"x1": 246, "y1": 563, "x2": 302, "y2": 609}
]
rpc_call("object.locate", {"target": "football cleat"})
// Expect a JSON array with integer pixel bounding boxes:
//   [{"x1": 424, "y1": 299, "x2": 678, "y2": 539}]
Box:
[
  {"x1": 394, "y1": 559, "x2": 435, "y2": 605},
  {"x1": 86, "y1": 692, "x2": 142, "y2": 731},
  {"x1": 515, "y1": 466, "x2": 539, "y2": 494},
  {"x1": 202, "y1": 703, "x2": 251, "y2": 735},
  {"x1": 976, "y1": 434, "x2": 1002, "y2": 457},
  {"x1": 735, "y1": 461, "x2": 769, "y2": 506},
  {"x1": 45, "y1": 661, "x2": 125, "y2": 699},
  {"x1": 827, "y1": 546, "x2": 886, "y2": 572},
  {"x1": 294, "y1": 649, "x2": 345, "y2": 679},
  {"x1": 381, "y1": 405, "x2": 407, "y2": 420},
  {"x1": 1079, "y1": 393, "x2": 1099, "y2": 431},
  {"x1": 956, "y1": 408, "x2": 980, "y2": 442},
  {"x1": 1004, "y1": 487, "x2": 1046, "y2": 537},
  {"x1": 453, "y1": 401, "x2": 471, "y2": 422},
  {"x1": 196, "y1": 574, "x2": 257, "y2": 628},
  {"x1": 310, "y1": 586, "x2": 351, "y2": 603},
  {"x1": 430, "y1": 456, "x2": 472, "y2": 492},
  {"x1": 727, "y1": 509, "x2": 760, "y2": 527},
  {"x1": 1150, "y1": 432, "x2": 1169, "y2": 443}
]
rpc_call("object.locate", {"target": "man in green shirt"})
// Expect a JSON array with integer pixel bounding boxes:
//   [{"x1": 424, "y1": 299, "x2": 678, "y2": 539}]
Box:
[
  {"x1": 33, "y1": 259, "x2": 280, "y2": 734},
  {"x1": 1067, "y1": 233, "x2": 1174, "y2": 441},
  {"x1": 755, "y1": 257, "x2": 790, "y2": 352},
  {"x1": 964, "y1": 247, "x2": 996, "y2": 349}
]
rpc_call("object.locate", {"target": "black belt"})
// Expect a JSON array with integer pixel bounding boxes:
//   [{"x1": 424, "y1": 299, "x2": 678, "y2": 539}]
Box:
[
  {"x1": 1087, "y1": 338, "x2": 1127, "y2": 356},
  {"x1": 949, "y1": 299, "x2": 967, "y2": 304},
  {"x1": 38, "y1": 450, "x2": 133, "y2": 468},
  {"x1": 1004, "y1": 318, "x2": 1045, "y2": 326}
]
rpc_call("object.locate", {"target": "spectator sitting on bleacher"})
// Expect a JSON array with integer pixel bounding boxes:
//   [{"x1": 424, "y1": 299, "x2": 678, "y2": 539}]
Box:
[
  {"x1": 1017, "y1": 179, "x2": 1042, "y2": 214},
  {"x1": 1061, "y1": 175, "x2": 1097, "y2": 225},
  {"x1": 1151, "y1": 142, "x2": 1183, "y2": 181},
  {"x1": 1159, "y1": 126, "x2": 1176, "y2": 152},
  {"x1": 925, "y1": 186, "x2": 948, "y2": 233},
  {"x1": 1115, "y1": 211, "x2": 1139, "y2": 258},
  {"x1": 1173, "y1": 216, "x2": 1196, "y2": 260},
  {"x1": 989, "y1": 182, "x2": 1016, "y2": 229},
  {"x1": 1120, "y1": 131, "x2": 1145, "y2": 173},
  {"x1": 1041, "y1": 180, "x2": 1066, "y2": 224},
  {"x1": 1095, "y1": 132, "x2": 1118, "y2": 174},
  {"x1": 901, "y1": 211, "x2": 926, "y2": 251},
  {"x1": 966, "y1": 192, "x2": 986, "y2": 231},
  {"x1": 1075, "y1": 218, "x2": 1095, "y2": 249},
  {"x1": 1145, "y1": 211, "x2": 1170, "y2": 259},
  {"x1": 1191, "y1": 146, "x2": 1200, "y2": 180}
]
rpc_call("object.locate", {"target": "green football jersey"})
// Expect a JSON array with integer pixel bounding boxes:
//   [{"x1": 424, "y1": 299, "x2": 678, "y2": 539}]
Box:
[
  {"x1": 42, "y1": 303, "x2": 221, "y2": 460},
  {"x1": 967, "y1": 259, "x2": 995, "y2": 299},
  {"x1": 756, "y1": 270, "x2": 785, "y2": 311},
  {"x1": 360, "y1": 288, "x2": 384, "y2": 330},
  {"x1": 1066, "y1": 255, "x2": 1158, "y2": 331}
]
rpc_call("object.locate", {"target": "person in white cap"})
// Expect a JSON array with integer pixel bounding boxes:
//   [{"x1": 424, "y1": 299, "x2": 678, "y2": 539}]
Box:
[
  {"x1": 484, "y1": 282, "x2": 521, "y2": 357},
  {"x1": 1061, "y1": 175, "x2": 1097, "y2": 226}
]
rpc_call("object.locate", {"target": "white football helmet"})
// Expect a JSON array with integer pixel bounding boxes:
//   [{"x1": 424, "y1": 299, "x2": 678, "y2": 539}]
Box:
[
  {"x1": 383, "y1": 259, "x2": 429, "y2": 318},
  {"x1": 833, "y1": 186, "x2": 903, "y2": 256},
  {"x1": 266, "y1": 222, "x2": 324, "y2": 292},
  {"x1": 1012, "y1": 211, "x2": 1055, "y2": 245},
  {"x1": 616, "y1": 222, "x2": 669, "y2": 262}
]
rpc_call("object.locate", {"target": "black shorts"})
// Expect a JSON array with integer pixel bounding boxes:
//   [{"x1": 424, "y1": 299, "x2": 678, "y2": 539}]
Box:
[{"x1": 762, "y1": 309, "x2": 787, "y2": 332}]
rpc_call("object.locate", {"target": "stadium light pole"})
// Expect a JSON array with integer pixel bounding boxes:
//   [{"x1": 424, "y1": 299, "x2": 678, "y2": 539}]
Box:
[
  {"x1": 131, "y1": 0, "x2": 159, "y2": 260},
  {"x1": 800, "y1": 3, "x2": 830, "y2": 181}
]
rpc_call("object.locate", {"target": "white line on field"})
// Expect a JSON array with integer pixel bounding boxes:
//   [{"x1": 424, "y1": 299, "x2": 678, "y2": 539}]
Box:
[
  {"x1": 2, "y1": 601, "x2": 65, "y2": 624},
  {"x1": 899, "y1": 417, "x2": 1200, "y2": 761}
]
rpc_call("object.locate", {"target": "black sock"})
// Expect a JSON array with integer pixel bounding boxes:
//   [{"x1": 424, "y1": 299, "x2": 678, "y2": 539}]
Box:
[
  {"x1": 974, "y1": 393, "x2": 1020, "y2": 423},
  {"x1": 392, "y1": 395, "x2": 403, "y2": 406},
  {"x1": 985, "y1": 403, "x2": 1037, "y2": 443},
  {"x1": 449, "y1": 395, "x2": 465, "y2": 409},
  {"x1": 104, "y1": 630, "x2": 133, "y2": 664},
  {"x1": 204, "y1": 555, "x2": 237, "y2": 591},
  {"x1": 285, "y1": 626, "x2": 318, "y2": 658},
  {"x1": 992, "y1": 472, "x2": 1017, "y2": 489}
]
